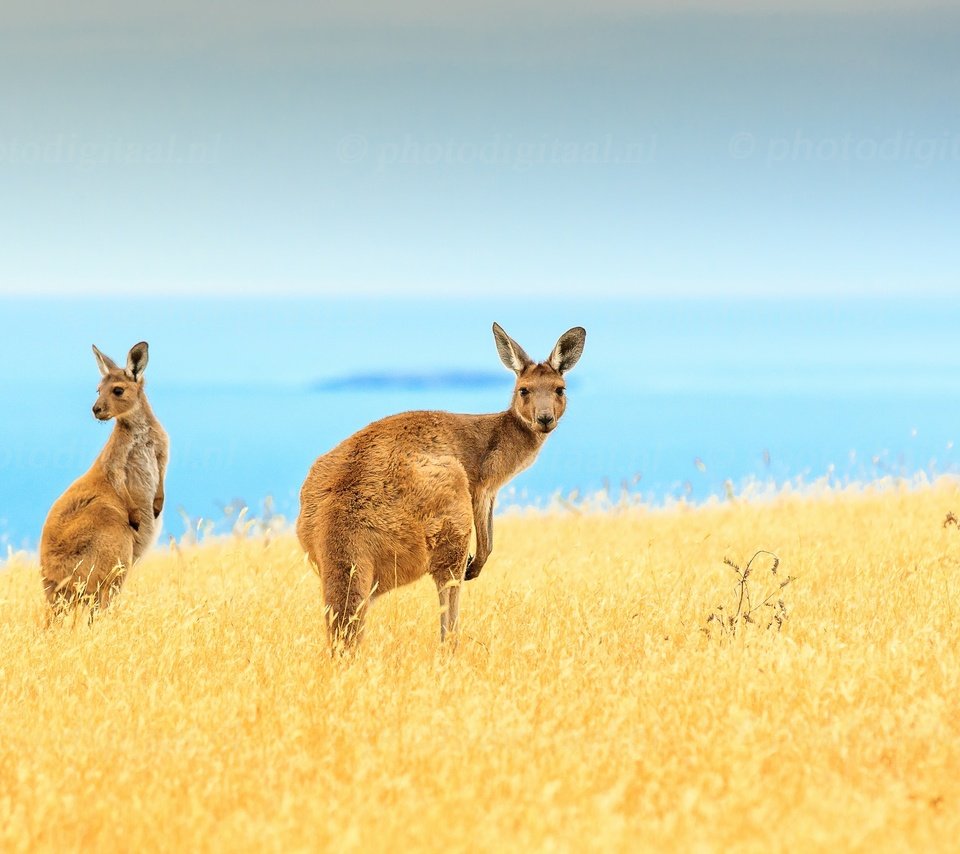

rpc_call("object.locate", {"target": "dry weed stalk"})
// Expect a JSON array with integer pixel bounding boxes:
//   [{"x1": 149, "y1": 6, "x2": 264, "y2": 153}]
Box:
[{"x1": 705, "y1": 549, "x2": 793, "y2": 638}]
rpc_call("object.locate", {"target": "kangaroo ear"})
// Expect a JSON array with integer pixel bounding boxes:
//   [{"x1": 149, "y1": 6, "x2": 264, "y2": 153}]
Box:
[
  {"x1": 92, "y1": 345, "x2": 118, "y2": 377},
  {"x1": 547, "y1": 327, "x2": 586, "y2": 374},
  {"x1": 126, "y1": 341, "x2": 149, "y2": 380},
  {"x1": 492, "y1": 323, "x2": 534, "y2": 375}
]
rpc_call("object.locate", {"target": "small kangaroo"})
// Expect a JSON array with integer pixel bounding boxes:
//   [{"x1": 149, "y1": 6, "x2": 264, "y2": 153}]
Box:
[
  {"x1": 297, "y1": 323, "x2": 585, "y2": 649},
  {"x1": 40, "y1": 342, "x2": 169, "y2": 611}
]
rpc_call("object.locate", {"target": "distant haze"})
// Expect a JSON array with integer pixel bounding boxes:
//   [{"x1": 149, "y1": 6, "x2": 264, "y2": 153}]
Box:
[{"x1": 1, "y1": 3, "x2": 957, "y2": 297}]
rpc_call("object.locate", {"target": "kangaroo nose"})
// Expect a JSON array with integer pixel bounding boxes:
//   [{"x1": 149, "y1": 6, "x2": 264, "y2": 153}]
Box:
[
  {"x1": 537, "y1": 414, "x2": 555, "y2": 427},
  {"x1": 92, "y1": 404, "x2": 102, "y2": 417}
]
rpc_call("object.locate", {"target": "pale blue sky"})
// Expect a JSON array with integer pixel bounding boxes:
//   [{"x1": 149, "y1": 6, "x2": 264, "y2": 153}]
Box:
[{"x1": 0, "y1": 1, "x2": 957, "y2": 297}]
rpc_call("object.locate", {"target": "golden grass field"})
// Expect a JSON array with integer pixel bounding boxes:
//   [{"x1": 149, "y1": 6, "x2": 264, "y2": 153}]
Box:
[{"x1": 2, "y1": 479, "x2": 959, "y2": 852}]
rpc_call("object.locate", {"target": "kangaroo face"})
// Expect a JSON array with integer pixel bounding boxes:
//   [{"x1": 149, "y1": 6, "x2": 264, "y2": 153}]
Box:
[
  {"x1": 93, "y1": 371, "x2": 143, "y2": 421},
  {"x1": 91, "y1": 342, "x2": 150, "y2": 422},
  {"x1": 513, "y1": 364, "x2": 566, "y2": 434},
  {"x1": 493, "y1": 322, "x2": 585, "y2": 436}
]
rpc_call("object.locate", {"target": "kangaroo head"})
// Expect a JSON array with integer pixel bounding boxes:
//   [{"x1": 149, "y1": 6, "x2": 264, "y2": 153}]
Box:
[
  {"x1": 91, "y1": 342, "x2": 150, "y2": 422},
  {"x1": 493, "y1": 323, "x2": 586, "y2": 435}
]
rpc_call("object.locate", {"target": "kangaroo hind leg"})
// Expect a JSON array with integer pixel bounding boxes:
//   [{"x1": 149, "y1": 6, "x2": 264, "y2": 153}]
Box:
[
  {"x1": 320, "y1": 550, "x2": 374, "y2": 653},
  {"x1": 430, "y1": 517, "x2": 472, "y2": 643}
]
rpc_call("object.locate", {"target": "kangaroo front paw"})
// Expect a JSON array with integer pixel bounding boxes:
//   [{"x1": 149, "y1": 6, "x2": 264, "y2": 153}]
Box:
[
  {"x1": 153, "y1": 495, "x2": 164, "y2": 519},
  {"x1": 464, "y1": 554, "x2": 480, "y2": 580},
  {"x1": 129, "y1": 509, "x2": 142, "y2": 532}
]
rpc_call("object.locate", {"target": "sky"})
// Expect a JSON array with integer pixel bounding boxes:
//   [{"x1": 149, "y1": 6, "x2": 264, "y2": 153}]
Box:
[{"x1": 0, "y1": 1, "x2": 957, "y2": 298}]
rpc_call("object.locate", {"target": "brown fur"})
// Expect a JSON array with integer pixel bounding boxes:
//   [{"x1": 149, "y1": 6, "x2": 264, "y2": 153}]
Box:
[
  {"x1": 40, "y1": 342, "x2": 169, "y2": 612},
  {"x1": 297, "y1": 323, "x2": 585, "y2": 649}
]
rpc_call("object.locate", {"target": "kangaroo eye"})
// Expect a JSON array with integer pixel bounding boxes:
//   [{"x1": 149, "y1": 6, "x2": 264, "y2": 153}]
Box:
[
  {"x1": 556, "y1": 387, "x2": 565, "y2": 397},
  {"x1": 518, "y1": 387, "x2": 529, "y2": 397},
  {"x1": 112, "y1": 387, "x2": 124, "y2": 397}
]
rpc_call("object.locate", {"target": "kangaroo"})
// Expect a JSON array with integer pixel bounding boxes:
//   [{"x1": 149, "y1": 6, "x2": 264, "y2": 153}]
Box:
[
  {"x1": 297, "y1": 323, "x2": 585, "y2": 649},
  {"x1": 40, "y1": 342, "x2": 169, "y2": 612}
]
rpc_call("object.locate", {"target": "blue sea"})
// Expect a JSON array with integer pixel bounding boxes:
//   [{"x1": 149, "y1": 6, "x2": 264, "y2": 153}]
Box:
[{"x1": 1, "y1": 298, "x2": 958, "y2": 551}]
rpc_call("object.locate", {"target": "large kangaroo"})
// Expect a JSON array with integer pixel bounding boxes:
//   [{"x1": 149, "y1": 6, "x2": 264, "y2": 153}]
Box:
[
  {"x1": 297, "y1": 323, "x2": 585, "y2": 649},
  {"x1": 40, "y1": 342, "x2": 169, "y2": 611}
]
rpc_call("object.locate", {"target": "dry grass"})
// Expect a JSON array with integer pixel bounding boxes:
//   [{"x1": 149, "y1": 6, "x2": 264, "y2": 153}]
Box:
[{"x1": 2, "y1": 479, "x2": 960, "y2": 852}]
